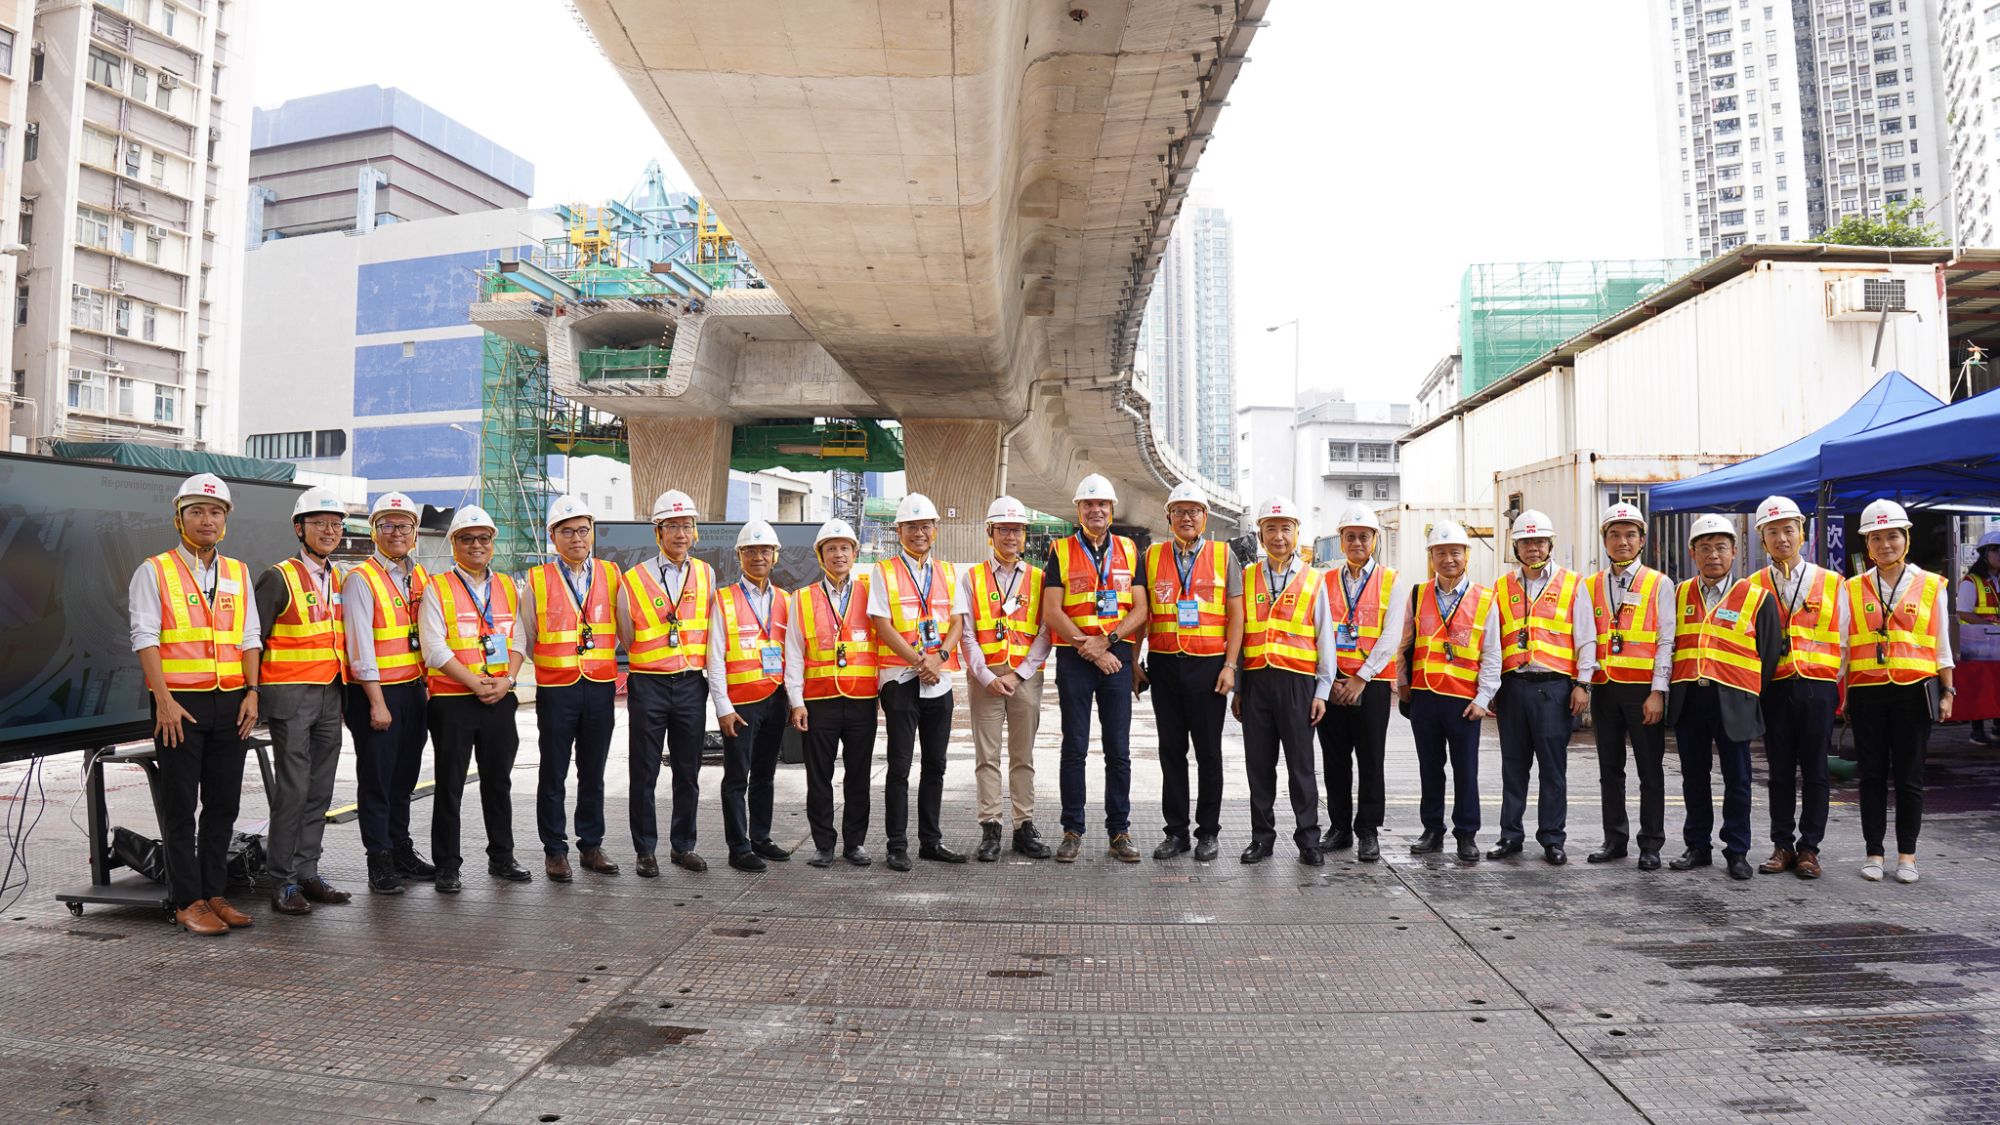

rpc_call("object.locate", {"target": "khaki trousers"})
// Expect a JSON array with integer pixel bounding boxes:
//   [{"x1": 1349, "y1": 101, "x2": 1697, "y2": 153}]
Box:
[{"x1": 969, "y1": 667, "x2": 1045, "y2": 826}]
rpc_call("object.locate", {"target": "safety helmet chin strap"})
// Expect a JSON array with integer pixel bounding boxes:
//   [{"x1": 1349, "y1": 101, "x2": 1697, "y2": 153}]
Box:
[
  {"x1": 297, "y1": 520, "x2": 335, "y2": 564},
  {"x1": 175, "y1": 507, "x2": 224, "y2": 555}
]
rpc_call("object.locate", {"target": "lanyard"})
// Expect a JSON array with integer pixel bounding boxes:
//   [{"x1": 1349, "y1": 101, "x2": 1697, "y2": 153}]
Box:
[
  {"x1": 901, "y1": 555, "x2": 935, "y2": 620},
  {"x1": 1768, "y1": 563, "x2": 1808, "y2": 620},
  {"x1": 560, "y1": 558, "x2": 594, "y2": 612},
  {"x1": 1433, "y1": 580, "x2": 1468, "y2": 632},
  {"x1": 1173, "y1": 542, "x2": 1200, "y2": 600},
  {"x1": 992, "y1": 560, "x2": 1023, "y2": 611},
  {"x1": 1262, "y1": 562, "x2": 1296, "y2": 614},
  {"x1": 1340, "y1": 562, "x2": 1372, "y2": 625},
  {"x1": 454, "y1": 569, "x2": 496, "y2": 636},
  {"x1": 822, "y1": 578, "x2": 854, "y2": 622},
  {"x1": 1869, "y1": 567, "x2": 1910, "y2": 637},
  {"x1": 178, "y1": 551, "x2": 218, "y2": 608},
  {"x1": 1606, "y1": 565, "x2": 1633, "y2": 623},
  {"x1": 301, "y1": 557, "x2": 334, "y2": 618},
  {"x1": 1079, "y1": 533, "x2": 1115, "y2": 589},
  {"x1": 737, "y1": 579, "x2": 774, "y2": 640},
  {"x1": 657, "y1": 558, "x2": 689, "y2": 622}
]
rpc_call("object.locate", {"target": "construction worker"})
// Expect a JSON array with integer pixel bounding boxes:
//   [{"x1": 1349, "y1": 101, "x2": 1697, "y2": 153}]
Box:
[
  {"x1": 1135, "y1": 481, "x2": 1242, "y2": 862},
  {"x1": 1584, "y1": 502, "x2": 1674, "y2": 871},
  {"x1": 619, "y1": 489, "x2": 715, "y2": 876},
  {"x1": 1315, "y1": 504, "x2": 1404, "y2": 864},
  {"x1": 1955, "y1": 529, "x2": 2000, "y2": 745},
  {"x1": 255, "y1": 487, "x2": 353, "y2": 916},
  {"x1": 1396, "y1": 520, "x2": 1500, "y2": 862},
  {"x1": 1667, "y1": 514, "x2": 1783, "y2": 881},
  {"x1": 420, "y1": 506, "x2": 528, "y2": 892},
  {"x1": 1843, "y1": 499, "x2": 1955, "y2": 884},
  {"x1": 1041, "y1": 473, "x2": 1150, "y2": 864},
  {"x1": 870, "y1": 493, "x2": 967, "y2": 870},
  {"x1": 1489, "y1": 509, "x2": 1596, "y2": 865},
  {"x1": 341, "y1": 491, "x2": 437, "y2": 894},
  {"x1": 959, "y1": 496, "x2": 1055, "y2": 862},
  {"x1": 1745, "y1": 495, "x2": 1845, "y2": 880},
  {"x1": 524, "y1": 495, "x2": 622, "y2": 884},
  {"x1": 1234, "y1": 496, "x2": 1331, "y2": 866},
  {"x1": 708, "y1": 519, "x2": 794, "y2": 872},
  {"x1": 787, "y1": 519, "x2": 879, "y2": 868},
  {"x1": 128, "y1": 473, "x2": 262, "y2": 936}
]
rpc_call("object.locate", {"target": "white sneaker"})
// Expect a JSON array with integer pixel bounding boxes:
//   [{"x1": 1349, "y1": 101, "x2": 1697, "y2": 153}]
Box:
[
  {"x1": 1861, "y1": 859, "x2": 1884, "y2": 882},
  {"x1": 1895, "y1": 860, "x2": 1919, "y2": 884}
]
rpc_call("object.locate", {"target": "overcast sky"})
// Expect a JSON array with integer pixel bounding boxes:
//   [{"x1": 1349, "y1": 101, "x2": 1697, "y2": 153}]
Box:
[{"x1": 252, "y1": 0, "x2": 1668, "y2": 409}]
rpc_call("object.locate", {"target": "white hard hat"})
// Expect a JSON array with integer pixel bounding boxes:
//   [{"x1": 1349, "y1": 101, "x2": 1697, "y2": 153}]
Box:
[
  {"x1": 1335, "y1": 504, "x2": 1382, "y2": 534},
  {"x1": 1600, "y1": 502, "x2": 1646, "y2": 533},
  {"x1": 370, "y1": 492, "x2": 418, "y2": 525},
  {"x1": 895, "y1": 493, "x2": 940, "y2": 523},
  {"x1": 1426, "y1": 521, "x2": 1472, "y2": 549},
  {"x1": 651, "y1": 489, "x2": 699, "y2": 522},
  {"x1": 448, "y1": 506, "x2": 498, "y2": 538},
  {"x1": 1859, "y1": 498, "x2": 1912, "y2": 532},
  {"x1": 736, "y1": 519, "x2": 781, "y2": 549},
  {"x1": 1255, "y1": 496, "x2": 1301, "y2": 526},
  {"x1": 1754, "y1": 495, "x2": 1806, "y2": 529},
  {"x1": 1979, "y1": 530, "x2": 2000, "y2": 549},
  {"x1": 546, "y1": 494, "x2": 595, "y2": 533},
  {"x1": 985, "y1": 495, "x2": 1030, "y2": 526},
  {"x1": 291, "y1": 487, "x2": 345, "y2": 520},
  {"x1": 1165, "y1": 481, "x2": 1209, "y2": 510},
  {"x1": 1510, "y1": 509, "x2": 1555, "y2": 541},
  {"x1": 174, "y1": 473, "x2": 232, "y2": 513},
  {"x1": 1688, "y1": 513, "x2": 1737, "y2": 545},
  {"x1": 814, "y1": 518, "x2": 859, "y2": 552},
  {"x1": 1073, "y1": 473, "x2": 1118, "y2": 505}
]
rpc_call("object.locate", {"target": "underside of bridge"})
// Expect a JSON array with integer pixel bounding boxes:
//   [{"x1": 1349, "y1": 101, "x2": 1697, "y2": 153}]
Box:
[{"x1": 573, "y1": 0, "x2": 1264, "y2": 555}]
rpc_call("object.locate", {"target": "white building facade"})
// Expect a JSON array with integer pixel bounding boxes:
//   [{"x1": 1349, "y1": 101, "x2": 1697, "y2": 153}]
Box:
[{"x1": 1942, "y1": 0, "x2": 2000, "y2": 244}]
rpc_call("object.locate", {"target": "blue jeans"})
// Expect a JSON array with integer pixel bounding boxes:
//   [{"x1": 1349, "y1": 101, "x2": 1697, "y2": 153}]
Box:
[
  {"x1": 1675, "y1": 683, "x2": 1753, "y2": 857},
  {"x1": 535, "y1": 678, "x2": 616, "y2": 855},
  {"x1": 1055, "y1": 643, "x2": 1133, "y2": 837},
  {"x1": 1409, "y1": 689, "x2": 1482, "y2": 839}
]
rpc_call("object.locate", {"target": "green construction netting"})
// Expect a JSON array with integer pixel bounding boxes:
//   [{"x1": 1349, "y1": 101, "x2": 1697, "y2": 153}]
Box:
[
  {"x1": 579, "y1": 345, "x2": 672, "y2": 382},
  {"x1": 733, "y1": 419, "x2": 903, "y2": 474},
  {"x1": 51, "y1": 442, "x2": 298, "y2": 482},
  {"x1": 1458, "y1": 259, "x2": 1699, "y2": 396}
]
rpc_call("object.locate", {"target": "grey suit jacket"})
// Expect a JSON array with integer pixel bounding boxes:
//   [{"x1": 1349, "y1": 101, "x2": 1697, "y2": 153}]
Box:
[{"x1": 1666, "y1": 587, "x2": 1785, "y2": 744}]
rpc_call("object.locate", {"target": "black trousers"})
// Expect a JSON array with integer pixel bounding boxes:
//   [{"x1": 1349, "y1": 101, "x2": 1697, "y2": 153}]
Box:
[
  {"x1": 153, "y1": 689, "x2": 248, "y2": 909},
  {"x1": 804, "y1": 695, "x2": 877, "y2": 851},
  {"x1": 1150, "y1": 652, "x2": 1227, "y2": 841},
  {"x1": 1239, "y1": 668, "x2": 1320, "y2": 851},
  {"x1": 1763, "y1": 677, "x2": 1837, "y2": 853},
  {"x1": 1674, "y1": 684, "x2": 1753, "y2": 857},
  {"x1": 1848, "y1": 681, "x2": 1932, "y2": 855},
  {"x1": 1318, "y1": 678, "x2": 1391, "y2": 835},
  {"x1": 1591, "y1": 680, "x2": 1667, "y2": 854},
  {"x1": 535, "y1": 678, "x2": 616, "y2": 855},
  {"x1": 1409, "y1": 689, "x2": 1481, "y2": 839},
  {"x1": 426, "y1": 693, "x2": 519, "y2": 872},
  {"x1": 627, "y1": 671, "x2": 707, "y2": 855},
  {"x1": 1495, "y1": 675, "x2": 1572, "y2": 848},
  {"x1": 346, "y1": 679, "x2": 428, "y2": 856},
  {"x1": 880, "y1": 678, "x2": 952, "y2": 851},
  {"x1": 721, "y1": 692, "x2": 789, "y2": 855}
]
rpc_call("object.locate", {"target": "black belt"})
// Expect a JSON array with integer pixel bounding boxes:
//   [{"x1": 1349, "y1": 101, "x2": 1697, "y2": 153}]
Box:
[{"x1": 1509, "y1": 670, "x2": 1570, "y2": 684}]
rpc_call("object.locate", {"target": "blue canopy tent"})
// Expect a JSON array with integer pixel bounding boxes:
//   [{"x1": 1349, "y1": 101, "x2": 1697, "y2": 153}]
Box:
[
  {"x1": 1817, "y1": 385, "x2": 2000, "y2": 510},
  {"x1": 1648, "y1": 370, "x2": 1944, "y2": 512}
]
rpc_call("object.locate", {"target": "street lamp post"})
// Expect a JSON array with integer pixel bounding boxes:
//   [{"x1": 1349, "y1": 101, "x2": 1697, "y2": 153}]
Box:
[{"x1": 1265, "y1": 318, "x2": 1302, "y2": 515}]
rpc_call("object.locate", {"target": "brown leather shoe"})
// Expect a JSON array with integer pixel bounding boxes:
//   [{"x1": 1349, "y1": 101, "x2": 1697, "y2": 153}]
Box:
[
  {"x1": 207, "y1": 897, "x2": 254, "y2": 928},
  {"x1": 1793, "y1": 849, "x2": 1823, "y2": 879},
  {"x1": 1107, "y1": 833, "x2": 1142, "y2": 863},
  {"x1": 298, "y1": 876, "x2": 351, "y2": 904},
  {"x1": 175, "y1": 901, "x2": 228, "y2": 936},
  {"x1": 545, "y1": 853, "x2": 574, "y2": 883},
  {"x1": 635, "y1": 853, "x2": 660, "y2": 878},
  {"x1": 578, "y1": 846, "x2": 620, "y2": 875},
  {"x1": 1758, "y1": 847, "x2": 1796, "y2": 875},
  {"x1": 271, "y1": 884, "x2": 312, "y2": 915},
  {"x1": 670, "y1": 850, "x2": 708, "y2": 873},
  {"x1": 1054, "y1": 831, "x2": 1083, "y2": 863}
]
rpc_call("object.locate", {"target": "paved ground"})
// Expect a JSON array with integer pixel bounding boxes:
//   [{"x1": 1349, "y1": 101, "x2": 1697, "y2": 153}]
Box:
[{"x1": 2, "y1": 688, "x2": 1999, "y2": 1123}]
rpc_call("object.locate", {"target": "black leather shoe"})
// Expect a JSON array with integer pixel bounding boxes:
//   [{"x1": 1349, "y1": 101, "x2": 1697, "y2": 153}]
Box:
[
  {"x1": 671, "y1": 850, "x2": 708, "y2": 873},
  {"x1": 752, "y1": 839, "x2": 792, "y2": 862},
  {"x1": 728, "y1": 851, "x2": 767, "y2": 872},
  {"x1": 1355, "y1": 835, "x2": 1381, "y2": 863},
  {"x1": 300, "y1": 876, "x2": 351, "y2": 904},
  {"x1": 393, "y1": 844, "x2": 437, "y2": 879},
  {"x1": 1587, "y1": 845, "x2": 1629, "y2": 864},
  {"x1": 977, "y1": 823, "x2": 1004, "y2": 863},
  {"x1": 843, "y1": 846, "x2": 872, "y2": 867},
  {"x1": 1153, "y1": 835, "x2": 1191, "y2": 860},
  {"x1": 367, "y1": 852, "x2": 404, "y2": 895},
  {"x1": 1669, "y1": 849, "x2": 1713, "y2": 870},
  {"x1": 1012, "y1": 822, "x2": 1054, "y2": 860},
  {"x1": 1192, "y1": 835, "x2": 1220, "y2": 862},
  {"x1": 1321, "y1": 828, "x2": 1354, "y2": 852},
  {"x1": 635, "y1": 853, "x2": 660, "y2": 878},
  {"x1": 808, "y1": 849, "x2": 836, "y2": 868},
  {"x1": 434, "y1": 870, "x2": 463, "y2": 894},
  {"x1": 271, "y1": 883, "x2": 311, "y2": 915},
  {"x1": 1543, "y1": 845, "x2": 1568, "y2": 866},
  {"x1": 1486, "y1": 840, "x2": 1524, "y2": 860},
  {"x1": 1409, "y1": 830, "x2": 1445, "y2": 855},
  {"x1": 1455, "y1": 837, "x2": 1481, "y2": 862},
  {"x1": 1299, "y1": 846, "x2": 1324, "y2": 867},
  {"x1": 920, "y1": 843, "x2": 968, "y2": 864},
  {"x1": 886, "y1": 850, "x2": 912, "y2": 872},
  {"x1": 488, "y1": 857, "x2": 532, "y2": 883},
  {"x1": 1726, "y1": 855, "x2": 1755, "y2": 880},
  {"x1": 1637, "y1": 850, "x2": 1662, "y2": 871},
  {"x1": 1239, "y1": 843, "x2": 1270, "y2": 865}
]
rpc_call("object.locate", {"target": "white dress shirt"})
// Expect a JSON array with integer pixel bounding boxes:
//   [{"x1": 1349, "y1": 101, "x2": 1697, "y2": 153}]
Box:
[
  {"x1": 868, "y1": 553, "x2": 968, "y2": 699},
  {"x1": 785, "y1": 575, "x2": 867, "y2": 709},
  {"x1": 614, "y1": 554, "x2": 702, "y2": 651},
  {"x1": 419, "y1": 567, "x2": 527, "y2": 674},
  {"x1": 706, "y1": 577, "x2": 784, "y2": 718},
  {"x1": 1601, "y1": 561, "x2": 1676, "y2": 692},
  {"x1": 128, "y1": 544, "x2": 264, "y2": 653},
  {"x1": 1846, "y1": 563, "x2": 1956, "y2": 671},
  {"x1": 1510, "y1": 565, "x2": 1599, "y2": 682},
  {"x1": 956, "y1": 556, "x2": 1053, "y2": 687},
  {"x1": 1330, "y1": 559, "x2": 1410, "y2": 685},
  {"x1": 518, "y1": 557, "x2": 607, "y2": 661},
  {"x1": 341, "y1": 552, "x2": 417, "y2": 683}
]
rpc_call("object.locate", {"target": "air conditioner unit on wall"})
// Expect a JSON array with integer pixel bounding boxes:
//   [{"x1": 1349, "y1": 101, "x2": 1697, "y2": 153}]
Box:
[
  {"x1": 105, "y1": 360, "x2": 123, "y2": 373},
  {"x1": 1826, "y1": 276, "x2": 1909, "y2": 320},
  {"x1": 108, "y1": 280, "x2": 127, "y2": 293}
]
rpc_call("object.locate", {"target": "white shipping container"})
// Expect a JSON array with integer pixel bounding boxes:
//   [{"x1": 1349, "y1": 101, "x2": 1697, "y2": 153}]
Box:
[
  {"x1": 1492, "y1": 452, "x2": 1740, "y2": 578},
  {"x1": 1379, "y1": 503, "x2": 1500, "y2": 588}
]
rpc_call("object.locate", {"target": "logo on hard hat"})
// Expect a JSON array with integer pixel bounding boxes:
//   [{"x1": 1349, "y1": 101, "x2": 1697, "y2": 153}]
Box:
[
  {"x1": 203, "y1": 484, "x2": 217, "y2": 494},
  {"x1": 1766, "y1": 506, "x2": 1780, "y2": 517}
]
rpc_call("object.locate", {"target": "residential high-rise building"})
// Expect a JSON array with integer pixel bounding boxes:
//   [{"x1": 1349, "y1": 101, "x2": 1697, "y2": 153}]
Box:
[
  {"x1": 1138, "y1": 213, "x2": 1193, "y2": 464},
  {"x1": 6, "y1": 0, "x2": 253, "y2": 454},
  {"x1": 1942, "y1": 0, "x2": 2000, "y2": 244},
  {"x1": 1651, "y1": 0, "x2": 1949, "y2": 258},
  {"x1": 0, "y1": 1, "x2": 35, "y2": 450},
  {"x1": 1136, "y1": 197, "x2": 1235, "y2": 487}
]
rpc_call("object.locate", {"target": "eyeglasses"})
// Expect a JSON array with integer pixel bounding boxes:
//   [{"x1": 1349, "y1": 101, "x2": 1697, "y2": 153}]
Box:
[
  {"x1": 375, "y1": 522, "x2": 416, "y2": 536},
  {"x1": 458, "y1": 534, "x2": 496, "y2": 546},
  {"x1": 300, "y1": 517, "x2": 345, "y2": 531},
  {"x1": 656, "y1": 520, "x2": 696, "y2": 533},
  {"x1": 1691, "y1": 543, "x2": 1733, "y2": 556},
  {"x1": 553, "y1": 527, "x2": 593, "y2": 539}
]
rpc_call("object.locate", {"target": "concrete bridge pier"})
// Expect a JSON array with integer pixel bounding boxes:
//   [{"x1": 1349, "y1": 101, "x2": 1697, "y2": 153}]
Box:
[
  {"x1": 900, "y1": 419, "x2": 1004, "y2": 565},
  {"x1": 627, "y1": 416, "x2": 733, "y2": 524}
]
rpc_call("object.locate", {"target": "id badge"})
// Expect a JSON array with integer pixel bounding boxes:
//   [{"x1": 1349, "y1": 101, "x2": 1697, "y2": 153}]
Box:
[
  {"x1": 919, "y1": 618, "x2": 940, "y2": 651},
  {"x1": 760, "y1": 645, "x2": 783, "y2": 676},
  {"x1": 1004, "y1": 596, "x2": 1024, "y2": 617},
  {"x1": 1716, "y1": 608, "x2": 1740, "y2": 625},
  {"x1": 1334, "y1": 623, "x2": 1359, "y2": 652},
  {"x1": 481, "y1": 633, "x2": 506, "y2": 668},
  {"x1": 330, "y1": 592, "x2": 343, "y2": 607},
  {"x1": 1176, "y1": 599, "x2": 1200, "y2": 628},
  {"x1": 1096, "y1": 590, "x2": 1120, "y2": 618}
]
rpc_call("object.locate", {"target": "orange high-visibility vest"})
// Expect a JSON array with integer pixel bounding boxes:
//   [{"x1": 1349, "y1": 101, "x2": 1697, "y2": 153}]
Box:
[
  {"x1": 262, "y1": 557, "x2": 345, "y2": 686},
  {"x1": 1747, "y1": 564, "x2": 1841, "y2": 682},
  {"x1": 874, "y1": 556, "x2": 962, "y2": 671},
  {"x1": 1496, "y1": 568, "x2": 1580, "y2": 676},
  {"x1": 1972, "y1": 573, "x2": 2000, "y2": 616},
  {"x1": 1144, "y1": 540, "x2": 1230, "y2": 657},
  {"x1": 717, "y1": 580, "x2": 789, "y2": 705},
  {"x1": 797, "y1": 575, "x2": 879, "y2": 700},
  {"x1": 1589, "y1": 565, "x2": 1664, "y2": 686},
  {"x1": 427, "y1": 570, "x2": 519, "y2": 697},
  {"x1": 1324, "y1": 563, "x2": 1398, "y2": 679},
  {"x1": 1411, "y1": 581, "x2": 1494, "y2": 700},
  {"x1": 1672, "y1": 578, "x2": 1768, "y2": 697},
  {"x1": 1844, "y1": 569, "x2": 1942, "y2": 688},
  {"x1": 968, "y1": 559, "x2": 1045, "y2": 671},
  {"x1": 1242, "y1": 561, "x2": 1322, "y2": 677},
  {"x1": 623, "y1": 558, "x2": 713, "y2": 674},
  {"x1": 528, "y1": 559, "x2": 620, "y2": 687},
  {"x1": 1054, "y1": 533, "x2": 1138, "y2": 645},
  {"x1": 147, "y1": 550, "x2": 249, "y2": 692},
  {"x1": 354, "y1": 557, "x2": 428, "y2": 685}
]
